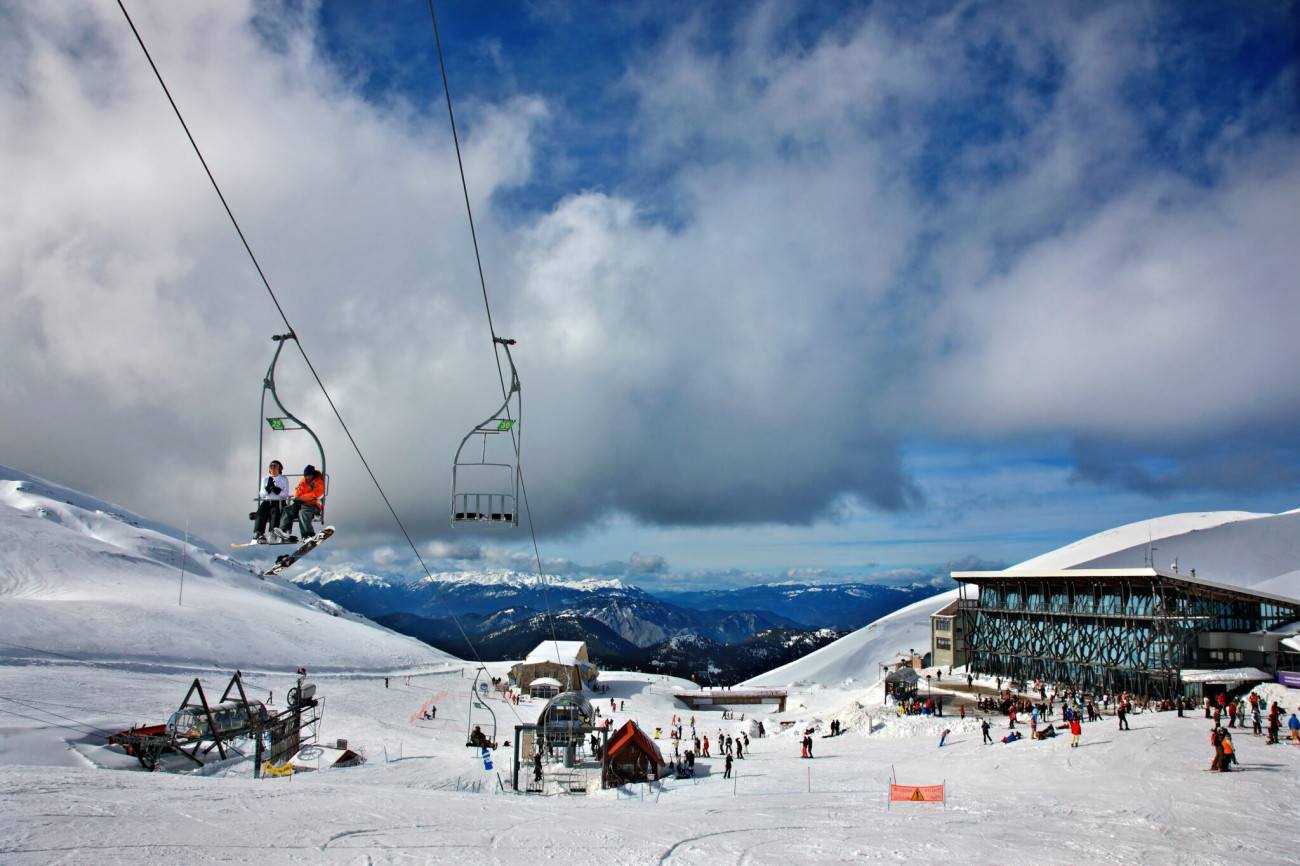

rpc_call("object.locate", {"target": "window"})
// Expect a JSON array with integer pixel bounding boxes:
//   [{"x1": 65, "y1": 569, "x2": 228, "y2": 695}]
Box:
[
  {"x1": 934, "y1": 619, "x2": 952, "y2": 632},
  {"x1": 935, "y1": 637, "x2": 952, "y2": 650}
]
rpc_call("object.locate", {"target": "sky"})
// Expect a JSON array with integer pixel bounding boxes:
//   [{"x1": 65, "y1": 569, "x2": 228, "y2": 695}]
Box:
[{"x1": 3, "y1": 0, "x2": 1299, "y2": 591}]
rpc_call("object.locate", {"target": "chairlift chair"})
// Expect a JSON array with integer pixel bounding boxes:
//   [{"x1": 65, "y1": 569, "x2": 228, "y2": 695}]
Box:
[
  {"x1": 258, "y1": 333, "x2": 328, "y2": 505},
  {"x1": 451, "y1": 337, "x2": 520, "y2": 528}
]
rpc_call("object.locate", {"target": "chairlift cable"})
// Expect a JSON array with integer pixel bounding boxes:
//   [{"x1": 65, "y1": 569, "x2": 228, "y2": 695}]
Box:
[
  {"x1": 117, "y1": 1, "x2": 526, "y2": 724},
  {"x1": 0, "y1": 695, "x2": 117, "y2": 738},
  {"x1": 426, "y1": 0, "x2": 570, "y2": 686}
]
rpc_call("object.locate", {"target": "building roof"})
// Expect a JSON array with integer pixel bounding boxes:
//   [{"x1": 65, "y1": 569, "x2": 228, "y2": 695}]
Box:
[
  {"x1": 885, "y1": 668, "x2": 920, "y2": 684},
  {"x1": 1179, "y1": 668, "x2": 1274, "y2": 684},
  {"x1": 524, "y1": 641, "x2": 587, "y2": 666},
  {"x1": 952, "y1": 567, "x2": 1300, "y2": 608},
  {"x1": 605, "y1": 721, "x2": 665, "y2": 767}
]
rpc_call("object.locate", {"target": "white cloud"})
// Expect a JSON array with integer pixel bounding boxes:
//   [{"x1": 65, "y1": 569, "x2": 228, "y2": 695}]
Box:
[{"x1": 2, "y1": 1, "x2": 1296, "y2": 570}]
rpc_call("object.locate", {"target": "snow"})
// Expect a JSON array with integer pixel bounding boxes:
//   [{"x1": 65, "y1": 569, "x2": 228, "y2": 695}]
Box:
[
  {"x1": 524, "y1": 641, "x2": 588, "y2": 665},
  {"x1": 2, "y1": 465, "x2": 1299, "y2": 864}
]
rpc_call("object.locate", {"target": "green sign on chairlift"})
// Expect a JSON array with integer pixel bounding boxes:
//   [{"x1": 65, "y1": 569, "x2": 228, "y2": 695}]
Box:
[
  {"x1": 266, "y1": 418, "x2": 287, "y2": 430},
  {"x1": 496, "y1": 420, "x2": 515, "y2": 431}
]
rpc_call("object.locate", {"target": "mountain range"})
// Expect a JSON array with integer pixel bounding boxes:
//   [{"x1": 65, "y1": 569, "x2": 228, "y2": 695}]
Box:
[{"x1": 289, "y1": 566, "x2": 941, "y2": 682}]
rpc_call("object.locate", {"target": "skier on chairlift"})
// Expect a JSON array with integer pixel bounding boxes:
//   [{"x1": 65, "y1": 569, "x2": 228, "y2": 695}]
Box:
[
  {"x1": 274, "y1": 465, "x2": 324, "y2": 542},
  {"x1": 250, "y1": 460, "x2": 289, "y2": 544}
]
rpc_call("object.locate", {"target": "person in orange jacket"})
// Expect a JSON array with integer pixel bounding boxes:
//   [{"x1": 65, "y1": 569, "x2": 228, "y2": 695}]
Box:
[{"x1": 275, "y1": 465, "x2": 324, "y2": 541}]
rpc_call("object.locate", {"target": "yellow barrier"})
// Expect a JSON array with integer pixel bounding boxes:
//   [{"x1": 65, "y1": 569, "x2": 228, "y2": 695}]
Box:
[{"x1": 263, "y1": 761, "x2": 293, "y2": 778}]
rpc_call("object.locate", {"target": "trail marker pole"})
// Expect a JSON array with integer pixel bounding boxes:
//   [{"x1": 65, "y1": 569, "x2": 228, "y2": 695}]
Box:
[{"x1": 178, "y1": 520, "x2": 189, "y2": 605}]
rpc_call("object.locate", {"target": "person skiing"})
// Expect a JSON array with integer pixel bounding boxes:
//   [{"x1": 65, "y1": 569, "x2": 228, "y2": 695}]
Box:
[
  {"x1": 1210, "y1": 727, "x2": 1226, "y2": 771},
  {"x1": 981, "y1": 717, "x2": 992, "y2": 745},
  {"x1": 1222, "y1": 730, "x2": 1237, "y2": 769},
  {"x1": 275, "y1": 465, "x2": 324, "y2": 541},
  {"x1": 250, "y1": 460, "x2": 289, "y2": 543}
]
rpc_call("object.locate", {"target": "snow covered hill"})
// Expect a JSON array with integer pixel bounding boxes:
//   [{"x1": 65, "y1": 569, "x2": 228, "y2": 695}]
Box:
[{"x1": 0, "y1": 465, "x2": 452, "y2": 672}]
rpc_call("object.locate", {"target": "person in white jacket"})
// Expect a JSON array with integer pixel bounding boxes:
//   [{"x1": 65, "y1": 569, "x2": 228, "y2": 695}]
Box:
[{"x1": 250, "y1": 460, "x2": 289, "y2": 543}]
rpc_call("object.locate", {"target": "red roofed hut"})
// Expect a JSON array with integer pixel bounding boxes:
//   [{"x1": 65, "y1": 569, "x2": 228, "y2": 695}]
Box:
[{"x1": 603, "y1": 720, "x2": 665, "y2": 787}]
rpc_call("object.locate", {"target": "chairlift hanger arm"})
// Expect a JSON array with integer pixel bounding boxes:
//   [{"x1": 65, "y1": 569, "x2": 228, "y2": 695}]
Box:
[{"x1": 257, "y1": 333, "x2": 327, "y2": 492}]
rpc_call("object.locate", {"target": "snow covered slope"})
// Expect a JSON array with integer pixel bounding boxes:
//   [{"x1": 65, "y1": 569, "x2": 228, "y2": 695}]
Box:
[
  {"x1": 1, "y1": 467, "x2": 1298, "y2": 864},
  {"x1": 0, "y1": 465, "x2": 453, "y2": 671}
]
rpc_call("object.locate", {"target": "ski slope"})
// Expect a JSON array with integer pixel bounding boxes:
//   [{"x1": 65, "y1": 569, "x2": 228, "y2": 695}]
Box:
[{"x1": 1, "y1": 465, "x2": 1298, "y2": 864}]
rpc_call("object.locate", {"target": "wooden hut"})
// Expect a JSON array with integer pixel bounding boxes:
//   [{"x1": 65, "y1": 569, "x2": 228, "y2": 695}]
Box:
[{"x1": 603, "y1": 720, "x2": 665, "y2": 786}]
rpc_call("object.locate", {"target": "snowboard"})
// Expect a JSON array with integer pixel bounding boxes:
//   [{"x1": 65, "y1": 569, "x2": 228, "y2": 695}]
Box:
[{"x1": 260, "y1": 526, "x2": 334, "y2": 578}]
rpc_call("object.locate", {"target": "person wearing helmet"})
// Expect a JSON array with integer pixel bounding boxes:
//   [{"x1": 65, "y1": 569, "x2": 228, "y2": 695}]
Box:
[{"x1": 274, "y1": 465, "x2": 324, "y2": 542}]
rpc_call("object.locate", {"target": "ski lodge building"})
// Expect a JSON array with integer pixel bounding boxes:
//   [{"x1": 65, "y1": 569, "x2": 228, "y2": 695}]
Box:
[
  {"x1": 509, "y1": 641, "x2": 600, "y2": 693},
  {"x1": 935, "y1": 567, "x2": 1300, "y2": 699}
]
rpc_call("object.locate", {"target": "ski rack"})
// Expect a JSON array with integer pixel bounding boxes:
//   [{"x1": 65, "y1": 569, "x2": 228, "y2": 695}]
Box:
[
  {"x1": 450, "y1": 337, "x2": 521, "y2": 528},
  {"x1": 258, "y1": 332, "x2": 328, "y2": 506}
]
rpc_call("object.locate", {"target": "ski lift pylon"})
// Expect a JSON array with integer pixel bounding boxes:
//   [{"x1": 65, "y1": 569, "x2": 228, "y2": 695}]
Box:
[
  {"x1": 258, "y1": 333, "x2": 328, "y2": 503},
  {"x1": 451, "y1": 337, "x2": 520, "y2": 528}
]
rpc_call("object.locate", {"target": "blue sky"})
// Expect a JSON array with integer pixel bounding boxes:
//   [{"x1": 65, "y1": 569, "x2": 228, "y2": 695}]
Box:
[{"x1": 2, "y1": 1, "x2": 1299, "y2": 590}]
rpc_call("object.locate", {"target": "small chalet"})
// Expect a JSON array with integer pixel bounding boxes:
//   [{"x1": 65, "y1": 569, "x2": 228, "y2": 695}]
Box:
[
  {"x1": 603, "y1": 720, "x2": 665, "y2": 785},
  {"x1": 510, "y1": 641, "x2": 600, "y2": 692},
  {"x1": 287, "y1": 741, "x2": 364, "y2": 772},
  {"x1": 884, "y1": 667, "x2": 920, "y2": 700}
]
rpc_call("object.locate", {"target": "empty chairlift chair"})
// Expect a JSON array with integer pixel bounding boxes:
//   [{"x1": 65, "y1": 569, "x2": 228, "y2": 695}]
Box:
[{"x1": 451, "y1": 337, "x2": 521, "y2": 528}]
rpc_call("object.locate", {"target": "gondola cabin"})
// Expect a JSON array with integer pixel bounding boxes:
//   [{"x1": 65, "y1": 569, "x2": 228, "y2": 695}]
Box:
[{"x1": 167, "y1": 700, "x2": 269, "y2": 741}]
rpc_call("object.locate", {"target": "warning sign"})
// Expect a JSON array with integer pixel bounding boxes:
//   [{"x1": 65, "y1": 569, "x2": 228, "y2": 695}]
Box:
[{"x1": 889, "y1": 784, "x2": 944, "y2": 802}]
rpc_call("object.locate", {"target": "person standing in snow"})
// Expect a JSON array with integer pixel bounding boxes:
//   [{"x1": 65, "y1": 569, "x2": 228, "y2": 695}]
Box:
[
  {"x1": 1117, "y1": 702, "x2": 1129, "y2": 731},
  {"x1": 1288, "y1": 712, "x2": 1300, "y2": 743},
  {"x1": 981, "y1": 718, "x2": 992, "y2": 745},
  {"x1": 1069, "y1": 717, "x2": 1082, "y2": 748},
  {"x1": 724, "y1": 753, "x2": 733, "y2": 778}
]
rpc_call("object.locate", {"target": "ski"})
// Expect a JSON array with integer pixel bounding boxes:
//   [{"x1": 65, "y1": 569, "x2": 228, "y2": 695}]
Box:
[
  {"x1": 260, "y1": 526, "x2": 334, "y2": 578},
  {"x1": 231, "y1": 539, "x2": 299, "y2": 548}
]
